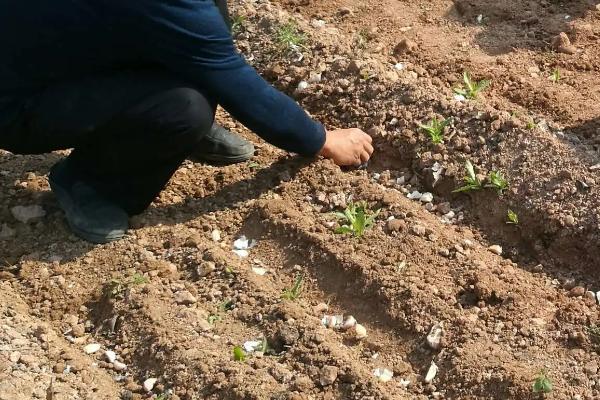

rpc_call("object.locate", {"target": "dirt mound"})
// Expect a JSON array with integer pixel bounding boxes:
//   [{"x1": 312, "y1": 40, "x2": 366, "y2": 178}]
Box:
[{"x1": 2, "y1": 0, "x2": 600, "y2": 399}]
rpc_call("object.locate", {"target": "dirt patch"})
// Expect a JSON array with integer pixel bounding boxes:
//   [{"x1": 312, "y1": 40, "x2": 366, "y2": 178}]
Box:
[{"x1": 2, "y1": 0, "x2": 600, "y2": 399}]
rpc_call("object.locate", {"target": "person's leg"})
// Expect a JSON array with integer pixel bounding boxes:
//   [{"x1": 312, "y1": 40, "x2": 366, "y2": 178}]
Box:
[{"x1": 3, "y1": 71, "x2": 215, "y2": 242}]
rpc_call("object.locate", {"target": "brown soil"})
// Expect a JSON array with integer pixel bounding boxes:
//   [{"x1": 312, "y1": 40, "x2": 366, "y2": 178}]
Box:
[{"x1": 2, "y1": 1, "x2": 600, "y2": 399}]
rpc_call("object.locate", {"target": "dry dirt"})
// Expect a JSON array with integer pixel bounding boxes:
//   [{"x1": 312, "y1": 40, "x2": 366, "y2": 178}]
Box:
[{"x1": 2, "y1": 0, "x2": 600, "y2": 399}]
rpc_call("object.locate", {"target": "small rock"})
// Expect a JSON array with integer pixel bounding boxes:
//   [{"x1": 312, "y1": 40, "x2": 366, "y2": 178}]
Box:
[
  {"x1": 355, "y1": 324, "x2": 368, "y2": 339},
  {"x1": 174, "y1": 290, "x2": 197, "y2": 305},
  {"x1": 394, "y1": 38, "x2": 417, "y2": 54},
  {"x1": 426, "y1": 322, "x2": 444, "y2": 350},
  {"x1": 410, "y1": 225, "x2": 426, "y2": 237},
  {"x1": 10, "y1": 205, "x2": 46, "y2": 223},
  {"x1": 9, "y1": 351, "x2": 21, "y2": 363},
  {"x1": 197, "y1": 261, "x2": 216, "y2": 277},
  {"x1": 104, "y1": 350, "x2": 117, "y2": 363},
  {"x1": 387, "y1": 219, "x2": 405, "y2": 233},
  {"x1": 564, "y1": 215, "x2": 575, "y2": 226},
  {"x1": 342, "y1": 316, "x2": 357, "y2": 330},
  {"x1": 420, "y1": 192, "x2": 434, "y2": 203},
  {"x1": 113, "y1": 361, "x2": 127, "y2": 371},
  {"x1": 569, "y1": 286, "x2": 586, "y2": 297},
  {"x1": 211, "y1": 229, "x2": 221, "y2": 242},
  {"x1": 319, "y1": 365, "x2": 339, "y2": 386},
  {"x1": 373, "y1": 368, "x2": 394, "y2": 383},
  {"x1": 488, "y1": 245, "x2": 502, "y2": 255},
  {"x1": 584, "y1": 361, "x2": 598, "y2": 375},
  {"x1": 313, "y1": 303, "x2": 329, "y2": 313},
  {"x1": 584, "y1": 291, "x2": 596, "y2": 302},
  {"x1": 143, "y1": 377, "x2": 157, "y2": 392},
  {"x1": 83, "y1": 343, "x2": 101, "y2": 354},
  {"x1": 552, "y1": 32, "x2": 576, "y2": 54},
  {"x1": 424, "y1": 361, "x2": 438, "y2": 383}
]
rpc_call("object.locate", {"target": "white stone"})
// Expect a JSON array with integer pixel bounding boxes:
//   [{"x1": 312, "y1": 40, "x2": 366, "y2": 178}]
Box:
[
  {"x1": 83, "y1": 343, "x2": 101, "y2": 354},
  {"x1": 488, "y1": 245, "x2": 503, "y2": 255},
  {"x1": 407, "y1": 191, "x2": 422, "y2": 200},
  {"x1": 143, "y1": 378, "x2": 157, "y2": 392},
  {"x1": 453, "y1": 94, "x2": 466, "y2": 102},
  {"x1": 373, "y1": 368, "x2": 394, "y2": 383},
  {"x1": 420, "y1": 192, "x2": 434, "y2": 203},
  {"x1": 399, "y1": 378, "x2": 411, "y2": 388},
  {"x1": 297, "y1": 81, "x2": 309, "y2": 91},
  {"x1": 426, "y1": 322, "x2": 444, "y2": 350},
  {"x1": 355, "y1": 324, "x2": 367, "y2": 339},
  {"x1": 11, "y1": 205, "x2": 46, "y2": 223},
  {"x1": 113, "y1": 361, "x2": 127, "y2": 371},
  {"x1": 211, "y1": 229, "x2": 221, "y2": 242},
  {"x1": 424, "y1": 361, "x2": 438, "y2": 383},
  {"x1": 104, "y1": 350, "x2": 116, "y2": 363},
  {"x1": 251, "y1": 266, "x2": 267, "y2": 276},
  {"x1": 342, "y1": 316, "x2": 357, "y2": 330}
]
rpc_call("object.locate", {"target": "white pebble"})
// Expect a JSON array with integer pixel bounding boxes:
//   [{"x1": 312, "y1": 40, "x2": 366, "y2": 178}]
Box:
[
  {"x1": 426, "y1": 322, "x2": 444, "y2": 350},
  {"x1": 399, "y1": 378, "x2": 411, "y2": 388},
  {"x1": 373, "y1": 368, "x2": 394, "y2": 383},
  {"x1": 407, "y1": 191, "x2": 422, "y2": 200},
  {"x1": 113, "y1": 361, "x2": 127, "y2": 371},
  {"x1": 297, "y1": 81, "x2": 309, "y2": 91},
  {"x1": 355, "y1": 324, "x2": 368, "y2": 339},
  {"x1": 419, "y1": 192, "x2": 433, "y2": 203},
  {"x1": 211, "y1": 229, "x2": 221, "y2": 242},
  {"x1": 251, "y1": 266, "x2": 267, "y2": 276},
  {"x1": 453, "y1": 94, "x2": 466, "y2": 102},
  {"x1": 342, "y1": 316, "x2": 357, "y2": 330},
  {"x1": 104, "y1": 350, "x2": 116, "y2": 363},
  {"x1": 83, "y1": 343, "x2": 101, "y2": 354},
  {"x1": 424, "y1": 361, "x2": 438, "y2": 383},
  {"x1": 143, "y1": 377, "x2": 157, "y2": 392},
  {"x1": 488, "y1": 245, "x2": 503, "y2": 255}
]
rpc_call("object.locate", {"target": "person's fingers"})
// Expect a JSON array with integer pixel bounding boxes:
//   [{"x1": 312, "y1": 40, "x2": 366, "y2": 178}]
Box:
[
  {"x1": 364, "y1": 141, "x2": 374, "y2": 155},
  {"x1": 360, "y1": 151, "x2": 370, "y2": 163},
  {"x1": 353, "y1": 154, "x2": 363, "y2": 166},
  {"x1": 364, "y1": 133, "x2": 373, "y2": 143}
]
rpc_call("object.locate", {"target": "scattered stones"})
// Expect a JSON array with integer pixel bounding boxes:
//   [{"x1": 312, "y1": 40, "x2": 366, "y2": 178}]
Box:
[
  {"x1": 426, "y1": 322, "x2": 444, "y2": 350},
  {"x1": 319, "y1": 365, "x2": 339, "y2": 386},
  {"x1": 569, "y1": 286, "x2": 586, "y2": 297},
  {"x1": 10, "y1": 205, "x2": 46, "y2": 223},
  {"x1": 488, "y1": 245, "x2": 503, "y2": 255},
  {"x1": 83, "y1": 343, "x2": 101, "y2": 355},
  {"x1": 143, "y1": 377, "x2": 157, "y2": 392},
  {"x1": 424, "y1": 361, "x2": 438, "y2": 383},
  {"x1": 174, "y1": 290, "x2": 197, "y2": 305}
]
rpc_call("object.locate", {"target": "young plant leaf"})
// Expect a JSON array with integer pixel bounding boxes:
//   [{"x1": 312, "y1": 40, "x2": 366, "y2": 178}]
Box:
[
  {"x1": 532, "y1": 369, "x2": 552, "y2": 393},
  {"x1": 233, "y1": 346, "x2": 247, "y2": 362}
]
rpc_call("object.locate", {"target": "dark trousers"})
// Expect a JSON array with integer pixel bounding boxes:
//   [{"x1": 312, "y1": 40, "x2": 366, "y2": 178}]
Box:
[
  {"x1": 0, "y1": 0, "x2": 231, "y2": 215},
  {"x1": 1, "y1": 71, "x2": 216, "y2": 215}
]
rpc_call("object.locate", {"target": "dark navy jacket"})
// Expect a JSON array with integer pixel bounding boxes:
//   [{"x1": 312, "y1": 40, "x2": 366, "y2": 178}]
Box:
[{"x1": 0, "y1": 0, "x2": 326, "y2": 155}]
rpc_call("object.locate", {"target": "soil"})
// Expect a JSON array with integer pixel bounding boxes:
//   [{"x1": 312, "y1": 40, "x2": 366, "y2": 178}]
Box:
[{"x1": 2, "y1": 1, "x2": 600, "y2": 399}]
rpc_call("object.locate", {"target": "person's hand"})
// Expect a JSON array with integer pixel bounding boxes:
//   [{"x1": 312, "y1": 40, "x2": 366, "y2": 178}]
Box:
[{"x1": 318, "y1": 128, "x2": 374, "y2": 166}]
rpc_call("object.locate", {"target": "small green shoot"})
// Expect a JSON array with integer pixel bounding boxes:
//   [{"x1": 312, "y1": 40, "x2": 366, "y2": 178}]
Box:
[
  {"x1": 282, "y1": 273, "x2": 304, "y2": 301},
  {"x1": 104, "y1": 273, "x2": 148, "y2": 298},
  {"x1": 419, "y1": 117, "x2": 452, "y2": 144},
  {"x1": 453, "y1": 71, "x2": 491, "y2": 99},
  {"x1": 334, "y1": 201, "x2": 380, "y2": 237},
  {"x1": 247, "y1": 161, "x2": 260, "y2": 169},
  {"x1": 486, "y1": 171, "x2": 509, "y2": 194},
  {"x1": 453, "y1": 161, "x2": 483, "y2": 193},
  {"x1": 207, "y1": 314, "x2": 221, "y2": 325},
  {"x1": 506, "y1": 209, "x2": 519, "y2": 225},
  {"x1": 526, "y1": 119, "x2": 537, "y2": 130},
  {"x1": 219, "y1": 299, "x2": 235, "y2": 312},
  {"x1": 231, "y1": 14, "x2": 246, "y2": 35},
  {"x1": 532, "y1": 369, "x2": 552, "y2": 394},
  {"x1": 549, "y1": 69, "x2": 561, "y2": 83},
  {"x1": 155, "y1": 395, "x2": 168, "y2": 400},
  {"x1": 275, "y1": 20, "x2": 306, "y2": 53},
  {"x1": 233, "y1": 346, "x2": 247, "y2": 362}
]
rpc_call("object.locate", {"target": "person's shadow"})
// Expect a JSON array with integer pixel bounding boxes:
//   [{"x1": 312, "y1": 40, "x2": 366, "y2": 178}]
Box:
[{"x1": 446, "y1": 0, "x2": 596, "y2": 55}]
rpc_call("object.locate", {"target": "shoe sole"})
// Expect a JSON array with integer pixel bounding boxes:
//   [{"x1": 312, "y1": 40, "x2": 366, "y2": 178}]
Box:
[
  {"x1": 48, "y1": 175, "x2": 127, "y2": 244},
  {"x1": 190, "y1": 150, "x2": 255, "y2": 165}
]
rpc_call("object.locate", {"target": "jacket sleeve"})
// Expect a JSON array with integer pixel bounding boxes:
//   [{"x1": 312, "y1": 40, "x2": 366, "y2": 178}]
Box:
[{"x1": 130, "y1": 0, "x2": 326, "y2": 156}]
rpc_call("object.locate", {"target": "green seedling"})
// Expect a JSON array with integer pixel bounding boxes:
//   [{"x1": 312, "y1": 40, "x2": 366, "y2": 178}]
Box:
[
  {"x1": 486, "y1": 170, "x2": 509, "y2": 194},
  {"x1": 219, "y1": 299, "x2": 235, "y2": 312},
  {"x1": 155, "y1": 395, "x2": 168, "y2": 400},
  {"x1": 207, "y1": 314, "x2": 221, "y2": 325},
  {"x1": 526, "y1": 119, "x2": 537, "y2": 130},
  {"x1": 549, "y1": 68, "x2": 561, "y2": 83},
  {"x1": 233, "y1": 346, "x2": 247, "y2": 362},
  {"x1": 506, "y1": 209, "x2": 519, "y2": 225},
  {"x1": 104, "y1": 272, "x2": 149, "y2": 298},
  {"x1": 275, "y1": 20, "x2": 306, "y2": 52},
  {"x1": 247, "y1": 161, "x2": 260, "y2": 169},
  {"x1": 419, "y1": 117, "x2": 452, "y2": 144},
  {"x1": 532, "y1": 369, "x2": 552, "y2": 394},
  {"x1": 231, "y1": 14, "x2": 246, "y2": 35},
  {"x1": 453, "y1": 161, "x2": 483, "y2": 193},
  {"x1": 282, "y1": 273, "x2": 304, "y2": 300},
  {"x1": 334, "y1": 201, "x2": 380, "y2": 237},
  {"x1": 453, "y1": 71, "x2": 491, "y2": 99}
]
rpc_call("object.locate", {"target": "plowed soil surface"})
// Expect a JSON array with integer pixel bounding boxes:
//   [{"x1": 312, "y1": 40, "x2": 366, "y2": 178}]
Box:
[{"x1": 2, "y1": 1, "x2": 600, "y2": 399}]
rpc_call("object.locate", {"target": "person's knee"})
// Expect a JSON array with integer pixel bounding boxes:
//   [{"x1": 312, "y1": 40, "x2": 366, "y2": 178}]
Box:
[{"x1": 162, "y1": 87, "x2": 215, "y2": 139}]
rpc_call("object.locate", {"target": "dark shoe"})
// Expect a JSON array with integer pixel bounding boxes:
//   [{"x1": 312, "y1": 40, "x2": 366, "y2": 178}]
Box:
[
  {"x1": 189, "y1": 124, "x2": 255, "y2": 164},
  {"x1": 48, "y1": 160, "x2": 129, "y2": 244}
]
